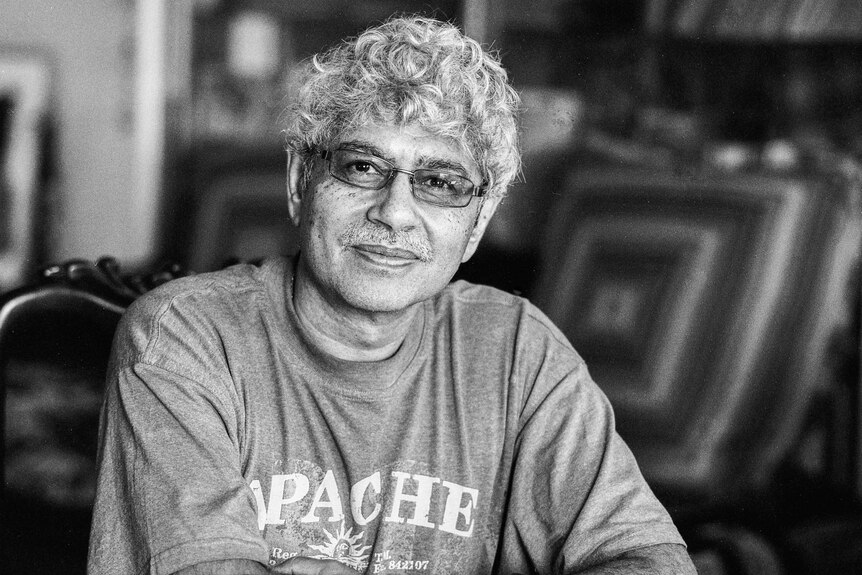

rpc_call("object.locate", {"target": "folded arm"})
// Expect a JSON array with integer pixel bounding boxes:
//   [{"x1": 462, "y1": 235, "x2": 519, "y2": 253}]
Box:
[
  {"x1": 173, "y1": 557, "x2": 358, "y2": 575},
  {"x1": 574, "y1": 543, "x2": 695, "y2": 575}
]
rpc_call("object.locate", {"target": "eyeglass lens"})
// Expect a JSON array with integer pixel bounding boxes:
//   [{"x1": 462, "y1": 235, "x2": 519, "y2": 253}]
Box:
[{"x1": 327, "y1": 149, "x2": 478, "y2": 207}]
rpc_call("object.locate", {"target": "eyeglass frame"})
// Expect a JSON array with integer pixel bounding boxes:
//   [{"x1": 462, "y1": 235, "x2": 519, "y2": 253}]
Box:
[{"x1": 317, "y1": 147, "x2": 488, "y2": 208}]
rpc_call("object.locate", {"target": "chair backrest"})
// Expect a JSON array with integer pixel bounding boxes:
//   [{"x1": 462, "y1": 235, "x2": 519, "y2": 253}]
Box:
[
  {"x1": 534, "y1": 167, "x2": 861, "y2": 504},
  {"x1": 1, "y1": 284, "x2": 124, "y2": 505},
  {"x1": 1, "y1": 258, "x2": 187, "y2": 505},
  {"x1": 0, "y1": 258, "x2": 187, "y2": 575}
]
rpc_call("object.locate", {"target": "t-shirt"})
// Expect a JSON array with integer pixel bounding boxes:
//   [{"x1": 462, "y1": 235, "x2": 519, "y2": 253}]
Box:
[{"x1": 87, "y1": 257, "x2": 684, "y2": 575}]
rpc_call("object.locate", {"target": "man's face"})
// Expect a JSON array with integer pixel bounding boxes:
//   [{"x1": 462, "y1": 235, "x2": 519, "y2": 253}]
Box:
[{"x1": 288, "y1": 123, "x2": 500, "y2": 314}]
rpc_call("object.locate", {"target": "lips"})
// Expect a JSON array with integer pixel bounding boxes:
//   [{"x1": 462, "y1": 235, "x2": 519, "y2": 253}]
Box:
[
  {"x1": 340, "y1": 222, "x2": 433, "y2": 262},
  {"x1": 352, "y1": 243, "x2": 420, "y2": 261}
]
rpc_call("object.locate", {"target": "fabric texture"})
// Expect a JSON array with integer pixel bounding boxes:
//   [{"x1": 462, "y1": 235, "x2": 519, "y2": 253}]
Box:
[{"x1": 87, "y1": 257, "x2": 684, "y2": 575}]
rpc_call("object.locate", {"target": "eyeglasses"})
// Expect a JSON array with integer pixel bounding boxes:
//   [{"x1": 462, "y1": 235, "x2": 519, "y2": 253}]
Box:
[{"x1": 319, "y1": 148, "x2": 486, "y2": 208}]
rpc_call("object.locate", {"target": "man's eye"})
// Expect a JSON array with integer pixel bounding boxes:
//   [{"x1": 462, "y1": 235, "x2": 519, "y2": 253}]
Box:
[
  {"x1": 419, "y1": 173, "x2": 458, "y2": 192},
  {"x1": 346, "y1": 160, "x2": 381, "y2": 175}
]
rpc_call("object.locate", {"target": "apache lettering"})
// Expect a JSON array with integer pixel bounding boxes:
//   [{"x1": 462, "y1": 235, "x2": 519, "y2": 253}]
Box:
[{"x1": 249, "y1": 470, "x2": 478, "y2": 537}]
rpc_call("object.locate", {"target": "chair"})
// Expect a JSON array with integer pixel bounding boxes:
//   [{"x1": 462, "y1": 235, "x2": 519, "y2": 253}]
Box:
[
  {"x1": 0, "y1": 258, "x2": 186, "y2": 575},
  {"x1": 533, "y1": 165, "x2": 862, "y2": 574}
]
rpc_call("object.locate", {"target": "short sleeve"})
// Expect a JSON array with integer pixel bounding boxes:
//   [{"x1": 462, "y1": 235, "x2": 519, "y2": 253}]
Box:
[
  {"x1": 498, "y1": 342, "x2": 685, "y2": 574},
  {"x1": 87, "y1": 296, "x2": 269, "y2": 575}
]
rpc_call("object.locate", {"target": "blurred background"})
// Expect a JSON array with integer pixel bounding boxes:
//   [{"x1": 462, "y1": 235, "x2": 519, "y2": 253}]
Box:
[{"x1": 1, "y1": 0, "x2": 861, "y2": 573}]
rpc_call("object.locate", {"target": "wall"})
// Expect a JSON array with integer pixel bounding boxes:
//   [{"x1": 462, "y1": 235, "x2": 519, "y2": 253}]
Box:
[{"x1": 1, "y1": 0, "x2": 148, "y2": 266}]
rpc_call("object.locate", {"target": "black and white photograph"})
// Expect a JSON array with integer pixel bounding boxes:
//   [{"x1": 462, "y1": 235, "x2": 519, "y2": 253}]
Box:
[{"x1": 1, "y1": 2, "x2": 861, "y2": 574}]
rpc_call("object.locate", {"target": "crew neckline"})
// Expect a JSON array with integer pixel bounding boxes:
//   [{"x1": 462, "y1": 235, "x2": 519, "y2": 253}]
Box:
[{"x1": 264, "y1": 256, "x2": 428, "y2": 397}]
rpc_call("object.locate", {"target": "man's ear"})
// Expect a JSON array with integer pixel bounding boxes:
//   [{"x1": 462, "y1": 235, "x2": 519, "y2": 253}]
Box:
[
  {"x1": 461, "y1": 195, "x2": 502, "y2": 263},
  {"x1": 286, "y1": 151, "x2": 306, "y2": 227}
]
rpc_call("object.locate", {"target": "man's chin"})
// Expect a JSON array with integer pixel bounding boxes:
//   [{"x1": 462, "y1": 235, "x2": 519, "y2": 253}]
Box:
[
  {"x1": 340, "y1": 289, "x2": 424, "y2": 315},
  {"x1": 334, "y1": 276, "x2": 438, "y2": 315}
]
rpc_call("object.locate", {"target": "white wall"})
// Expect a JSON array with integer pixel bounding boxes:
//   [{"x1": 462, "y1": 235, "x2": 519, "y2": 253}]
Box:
[{"x1": 1, "y1": 0, "x2": 151, "y2": 265}]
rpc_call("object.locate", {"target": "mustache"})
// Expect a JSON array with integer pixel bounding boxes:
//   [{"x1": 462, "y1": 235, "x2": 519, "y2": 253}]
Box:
[{"x1": 339, "y1": 223, "x2": 434, "y2": 262}]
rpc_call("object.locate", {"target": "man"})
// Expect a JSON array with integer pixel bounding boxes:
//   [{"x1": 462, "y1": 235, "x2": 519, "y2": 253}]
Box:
[{"x1": 88, "y1": 15, "x2": 695, "y2": 575}]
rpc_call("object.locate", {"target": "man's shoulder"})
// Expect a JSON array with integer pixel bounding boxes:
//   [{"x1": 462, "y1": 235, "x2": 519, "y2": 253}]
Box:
[
  {"x1": 437, "y1": 280, "x2": 572, "y2": 347},
  {"x1": 439, "y1": 279, "x2": 530, "y2": 313},
  {"x1": 115, "y1": 258, "x2": 287, "y2": 357},
  {"x1": 436, "y1": 280, "x2": 588, "y2": 404},
  {"x1": 108, "y1": 258, "x2": 289, "y2": 375},
  {"x1": 126, "y1": 258, "x2": 286, "y2": 319}
]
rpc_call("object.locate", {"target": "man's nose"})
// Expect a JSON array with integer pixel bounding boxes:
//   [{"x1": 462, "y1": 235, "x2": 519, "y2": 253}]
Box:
[{"x1": 366, "y1": 171, "x2": 420, "y2": 230}]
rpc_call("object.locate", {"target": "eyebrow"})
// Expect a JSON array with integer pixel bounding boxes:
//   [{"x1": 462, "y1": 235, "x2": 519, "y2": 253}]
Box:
[
  {"x1": 419, "y1": 157, "x2": 471, "y2": 177},
  {"x1": 336, "y1": 139, "x2": 472, "y2": 177},
  {"x1": 336, "y1": 140, "x2": 394, "y2": 163}
]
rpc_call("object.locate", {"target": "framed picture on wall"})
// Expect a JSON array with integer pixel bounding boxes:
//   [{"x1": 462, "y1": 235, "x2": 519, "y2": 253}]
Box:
[{"x1": 0, "y1": 54, "x2": 50, "y2": 290}]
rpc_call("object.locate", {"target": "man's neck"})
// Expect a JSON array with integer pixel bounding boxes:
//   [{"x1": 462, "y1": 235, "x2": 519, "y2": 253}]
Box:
[{"x1": 291, "y1": 266, "x2": 420, "y2": 363}]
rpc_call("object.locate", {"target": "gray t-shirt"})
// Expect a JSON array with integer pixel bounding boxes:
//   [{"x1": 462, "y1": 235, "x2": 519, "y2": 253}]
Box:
[{"x1": 87, "y1": 257, "x2": 684, "y2": 575}]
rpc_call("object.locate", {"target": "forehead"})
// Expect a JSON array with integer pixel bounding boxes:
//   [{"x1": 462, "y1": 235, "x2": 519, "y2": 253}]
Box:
[{"x1": 332, "y1": 123, "x2": 480, "y2": 177}]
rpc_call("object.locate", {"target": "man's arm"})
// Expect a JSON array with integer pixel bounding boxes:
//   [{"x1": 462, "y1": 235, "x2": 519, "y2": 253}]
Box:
[
  {"x1": 172, "y1": 557, "x2": 357, "y2": 575},
  {"x1": 497, "y1": 334, "x2": 694, "y2": 573},
  {"x1": 574, "y1": 543, "x2": 695, "y2": 574},
  {"x1": 173, "y1": 559, "x2": 268, "y2": 575},
  {"x1": 171, "y1": 546, "x2": 696, "y2": 575}
]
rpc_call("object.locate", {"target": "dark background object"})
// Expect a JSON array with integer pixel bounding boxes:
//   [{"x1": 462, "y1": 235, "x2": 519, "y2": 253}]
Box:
[
  {"x1": 533, "y1": 164, "x2": 862, "y2": 573},
  {"x1": 0, "y1": 259, "x2": 187, "y2": 575}
]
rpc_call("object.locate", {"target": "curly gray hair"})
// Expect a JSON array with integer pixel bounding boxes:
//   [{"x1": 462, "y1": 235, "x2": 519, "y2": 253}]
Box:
[{"x1": 282, "y1": 15, "x2": 521, "y2": 198}]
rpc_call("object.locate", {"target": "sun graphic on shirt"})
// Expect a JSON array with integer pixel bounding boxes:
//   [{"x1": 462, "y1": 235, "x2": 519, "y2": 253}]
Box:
[{"x1": 309, "y1": 522, "x2": 371, "y2": 570}]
